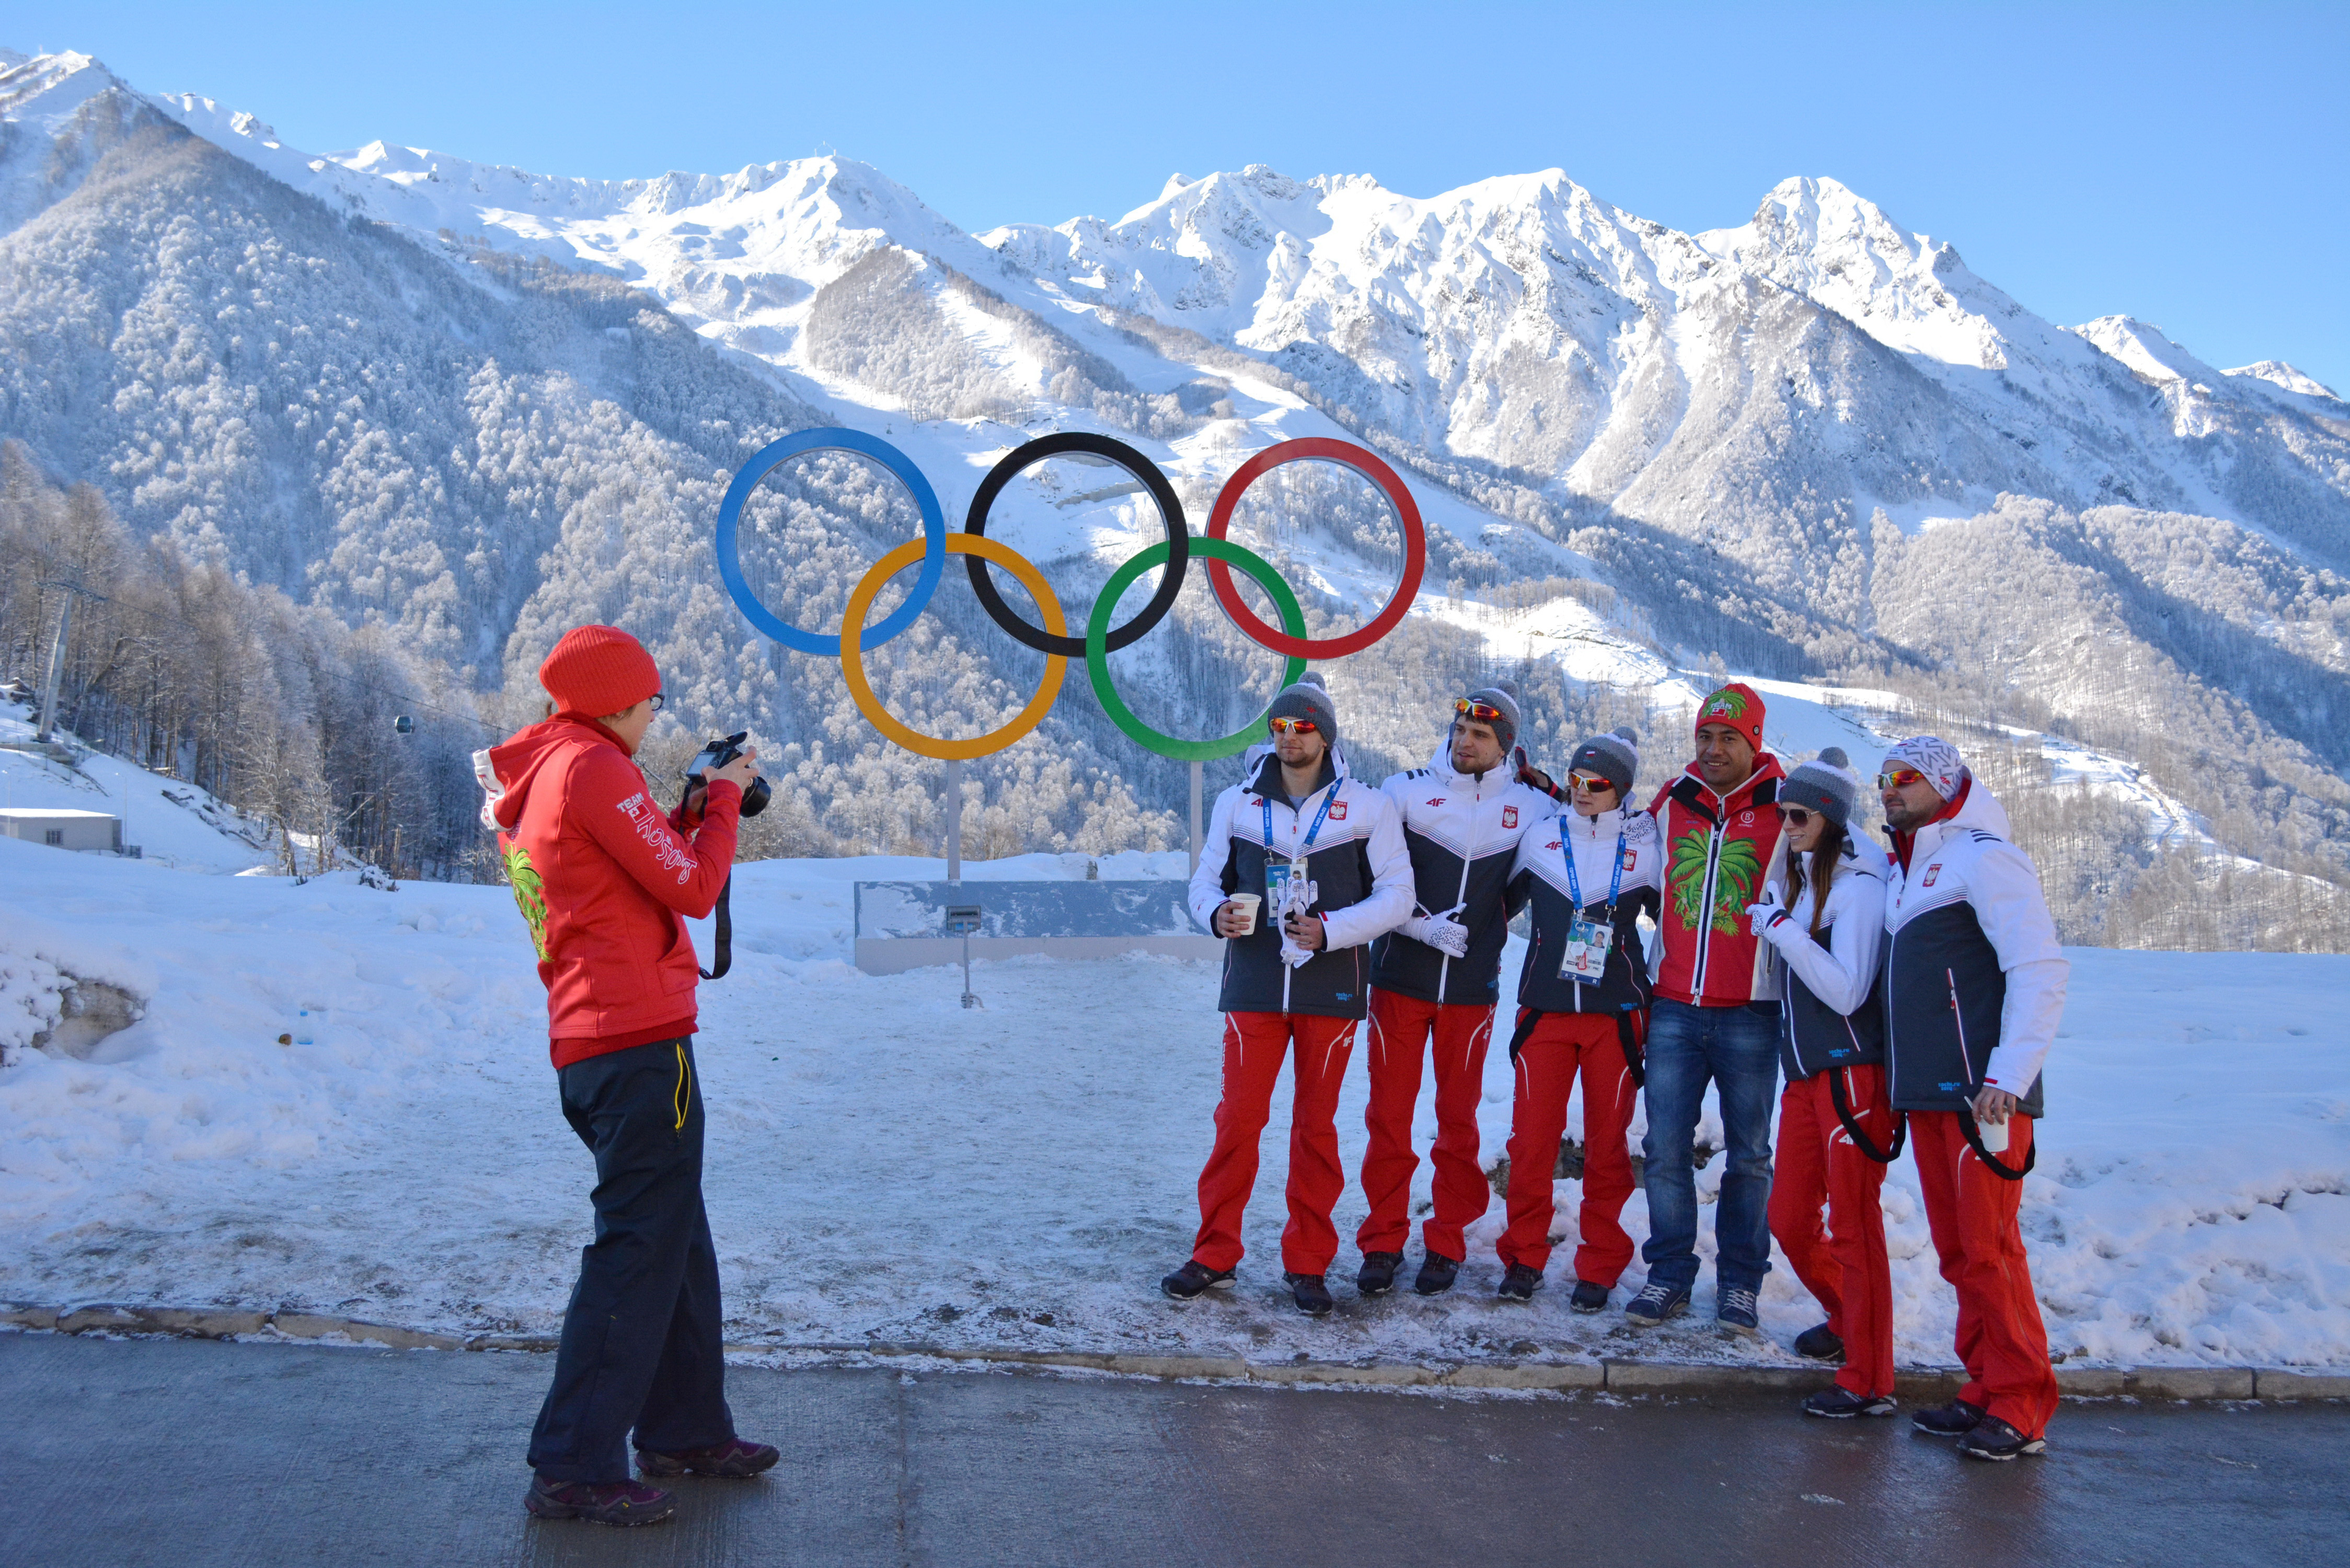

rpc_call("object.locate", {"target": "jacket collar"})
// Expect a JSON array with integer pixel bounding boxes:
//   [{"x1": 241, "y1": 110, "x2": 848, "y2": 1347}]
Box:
[{"x1": 1247, "y1": 748, "x2": 1339, "y2": 807}]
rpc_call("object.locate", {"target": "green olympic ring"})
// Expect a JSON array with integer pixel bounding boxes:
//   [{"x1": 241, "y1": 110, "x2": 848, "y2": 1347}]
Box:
[{"x1": 1086, "y1": 536, "x2": 1307, "y2": 762}]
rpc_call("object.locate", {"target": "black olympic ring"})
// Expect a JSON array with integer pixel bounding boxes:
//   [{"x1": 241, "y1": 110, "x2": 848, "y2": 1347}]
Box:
[{"x1": 962, "y1": 432, "x2": 1191, "y2": 658}]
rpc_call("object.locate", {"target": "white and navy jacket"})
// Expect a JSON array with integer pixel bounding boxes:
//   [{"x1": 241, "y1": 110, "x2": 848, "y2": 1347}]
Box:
[
  {"x1": 1879, "y1": 780, "x2": 2068, "y2": 1115},
  {"x1": 1506, "y1": 803, "x2": 1663, "y2": 1014},
  {"x1": 1369, "y1": 743, "x2": 1553, "y2": 1007},
  {"x1": 1758, "y1": 840, "x2": 1887, "y2": 1081},
  {"x1": 1189, "y1": 751, "x2": 1414, "y2": 1019}
]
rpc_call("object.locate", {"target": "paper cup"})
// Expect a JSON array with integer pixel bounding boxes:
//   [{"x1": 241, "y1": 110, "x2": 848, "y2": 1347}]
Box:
[
  {"x1": 1978, "y1": 1113, "x2": 2010, "y2": 1153},
  {"x1": 1227, "y1": 894, "x2": 1262, "y2": 935}
]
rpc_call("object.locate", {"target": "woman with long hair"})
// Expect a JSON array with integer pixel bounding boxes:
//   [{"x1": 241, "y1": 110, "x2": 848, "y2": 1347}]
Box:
[{"x1": 1746, "y1": 747, "x2": 1898, "y2": 1417}]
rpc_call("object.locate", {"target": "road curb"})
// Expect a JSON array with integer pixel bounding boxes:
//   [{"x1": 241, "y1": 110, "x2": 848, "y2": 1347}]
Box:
[{"x1": 2, "y1": 1302, "x2": 2331, "y2": 1400}]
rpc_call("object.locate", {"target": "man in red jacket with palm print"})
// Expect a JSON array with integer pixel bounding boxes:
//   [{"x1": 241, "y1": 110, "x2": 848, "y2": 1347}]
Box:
[
  {"x1": 1623, "y1": 682, "x2": 1788, "y2": 1335},
  {"x1": 484, "y1": 625, "x2": 775, "y2": 1529}
]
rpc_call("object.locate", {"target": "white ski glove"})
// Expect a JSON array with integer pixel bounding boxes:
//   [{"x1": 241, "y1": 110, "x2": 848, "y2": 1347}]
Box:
[
  {"x1": 1423, "y1": 915, "x2": 1471, "y2": 958},
  {"x1": 1747, "y1": 896, "x2": 1791, "y2": 939}
]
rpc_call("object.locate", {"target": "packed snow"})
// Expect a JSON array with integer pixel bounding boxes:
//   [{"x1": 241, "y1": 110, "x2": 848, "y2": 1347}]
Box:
[{"x1": 2, "y1": 829, "x2": 2344, "y2": 1373}]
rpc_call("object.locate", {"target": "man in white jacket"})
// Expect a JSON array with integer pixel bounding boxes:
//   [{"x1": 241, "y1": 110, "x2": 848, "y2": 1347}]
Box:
[
  {"x1": 1165, "y1": 678, "x2": 1415, "y2": 1317},
  {"x1": 1876, "y1": 735, "x2": 2068, "y2": 1461}
]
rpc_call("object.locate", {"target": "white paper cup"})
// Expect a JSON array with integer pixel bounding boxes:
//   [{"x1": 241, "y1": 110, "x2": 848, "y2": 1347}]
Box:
[
  {"x1": 1978, "y1": 1113, "x2": 2010, "y2": 1153},
  {"x1": 1227, "y1": 894, "x2": 1261, "y2": 935}
]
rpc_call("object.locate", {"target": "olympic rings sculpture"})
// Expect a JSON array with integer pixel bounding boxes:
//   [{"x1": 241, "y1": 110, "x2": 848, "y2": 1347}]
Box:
[{"x1": 715, "y1": 430, "x2": 1426, "y2": 762}]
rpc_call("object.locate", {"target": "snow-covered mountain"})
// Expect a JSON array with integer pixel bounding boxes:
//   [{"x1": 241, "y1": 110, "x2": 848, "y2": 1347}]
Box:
[{"x1": 2, "y1": 48, "x2": 2346, "y2": 927}]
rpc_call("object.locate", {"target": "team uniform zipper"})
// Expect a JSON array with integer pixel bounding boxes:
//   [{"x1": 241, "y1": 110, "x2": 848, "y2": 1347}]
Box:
[{"x1": 1437, "y1": 774, "x2": 1482, "y2": 1001}]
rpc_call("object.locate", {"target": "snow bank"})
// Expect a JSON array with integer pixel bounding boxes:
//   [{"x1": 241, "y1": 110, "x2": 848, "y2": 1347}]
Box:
[{"x1": 1, "y1": 837, "x2": 2344, "y2": 1371}]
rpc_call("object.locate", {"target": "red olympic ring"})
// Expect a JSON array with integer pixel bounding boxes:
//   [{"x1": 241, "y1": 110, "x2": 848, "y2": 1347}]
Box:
[{"x1": 1202, "y1": 438, "x2": 1427, "y2": 660}]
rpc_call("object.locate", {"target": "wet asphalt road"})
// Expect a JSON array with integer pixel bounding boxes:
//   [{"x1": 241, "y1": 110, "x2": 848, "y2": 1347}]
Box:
[{"x1": 1, "y1": 1331, "x2": 2340, "y2": 1567}]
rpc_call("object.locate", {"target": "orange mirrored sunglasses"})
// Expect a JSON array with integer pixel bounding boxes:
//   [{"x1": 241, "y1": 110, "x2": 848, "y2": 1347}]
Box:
[
  {"x1": 1877, "y1": 767, "x2": 1929, "y2": 791},
  {"x1": 1268, "y1": 716, "x2": 1319, "y2": 735}
]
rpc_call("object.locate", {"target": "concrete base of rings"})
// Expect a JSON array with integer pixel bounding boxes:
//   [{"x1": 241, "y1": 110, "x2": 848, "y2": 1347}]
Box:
[{"x1": 4, "y1": 1302, "x2": 2339, "y2": 1402}]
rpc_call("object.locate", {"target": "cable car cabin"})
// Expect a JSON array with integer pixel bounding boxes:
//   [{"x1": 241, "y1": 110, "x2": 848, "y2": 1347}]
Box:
[{"x1": 0, "y1": 809, "x2": 123, "y2": 854}]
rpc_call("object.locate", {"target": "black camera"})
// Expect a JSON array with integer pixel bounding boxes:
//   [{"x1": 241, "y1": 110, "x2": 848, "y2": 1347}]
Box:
[{"x1": 685, "y1": 731, "x2": 771, "y2": 817}]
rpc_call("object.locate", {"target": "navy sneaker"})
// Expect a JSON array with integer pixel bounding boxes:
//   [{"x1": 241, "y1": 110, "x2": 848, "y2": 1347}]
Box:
[
  {"x1": 1803, "y1": 1387, "x2": 1897, "y2": 1419},
  {"x1": 525, "y1": 1475, "x2": 676, "y2": 1527},
  {"x1": 1912, "y1": 1398, "x2": 1987, "y2": 1437},
  {"x1": 1957, "y1": 1415, "x2": 2047, "y2": 1460},
  {"x1": 1793, "y1": 1322, "x2": 1845, "y2": 1362},
  {"x1": 1413, "y1": 1252, "x2": 1461, "y2": 1296},
  {"x1": 1623, "y1": 1281, "x2": 1691, "y2": 1326},
  {"x1": 1496, "y1": 1263, "x2": 1545, "y2": 1302},
  {"x1": 638, "y1": 1438, "x2": 779, "y2": 1479},
  {"x1": 1356, "y1": 1250, "x2": 1405, "y2": 1297},
  {"x1": 1161, "y1": 1260, "x2": 1236, "y2": 1300},
  {"x1": 1717, "y1": 1286, "x2": 1761, "y2": 1336},
  {"x1": 1569, "y1": 1280, "x2": 1609, "y2": 1313},
  {"x1": 1285, "y1": 1272, "x2": 1335, "y2": 1317}
]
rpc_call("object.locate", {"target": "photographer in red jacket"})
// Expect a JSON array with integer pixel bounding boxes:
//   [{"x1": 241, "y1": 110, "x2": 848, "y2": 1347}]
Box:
[{"x1": 483, "y1": 626, "x2": 774, "y2": 1528}]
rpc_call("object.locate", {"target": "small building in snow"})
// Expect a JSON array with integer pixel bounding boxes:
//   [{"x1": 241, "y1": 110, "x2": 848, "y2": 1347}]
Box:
[{"x1": 0, "y1": 808, "x2": 122, "y2": 853}]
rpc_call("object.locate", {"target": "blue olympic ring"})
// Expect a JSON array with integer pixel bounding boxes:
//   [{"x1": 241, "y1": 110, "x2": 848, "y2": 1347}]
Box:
[{"x1": 713, "y1": 429, "x2": 948, "y2": 656}]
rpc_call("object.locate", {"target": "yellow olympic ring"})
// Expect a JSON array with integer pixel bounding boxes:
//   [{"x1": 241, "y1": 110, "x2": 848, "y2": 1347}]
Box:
[{"x1": 840, "y1": 534, "x2": 1068, "y2": 761}]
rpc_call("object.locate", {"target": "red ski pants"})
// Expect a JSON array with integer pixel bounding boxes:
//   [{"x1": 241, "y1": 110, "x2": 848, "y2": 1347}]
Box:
[
  {"x1": 1768, "y1": 1066, "x2": 1896, "y2": 1397},
  {"x1": 1497, "y1": 1011, "x2": 1638, "y2": 1283},
  {"x1": 1910, "y1": 1109, "x2": 2059, "y2": 1438},
  {"x1": 1356, "y1": 990, "x2": 1494, "y2": 1261},
  {"x1": 1192, "y1": 1011, "x2": 1360, "y2": 1276}
]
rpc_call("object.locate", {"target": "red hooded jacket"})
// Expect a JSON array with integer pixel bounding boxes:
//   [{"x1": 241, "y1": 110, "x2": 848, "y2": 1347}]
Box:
[
  {"x1": 1646, "y1": 754, "x2": 1788, "y2": 1007},
  {"x1": 488, "y1": 714, "x2": 741, "y2": 1067}
]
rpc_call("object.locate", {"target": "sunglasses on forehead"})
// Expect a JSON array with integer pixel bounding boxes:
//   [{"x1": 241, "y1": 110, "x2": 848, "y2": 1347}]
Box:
[
  {"x1": 1268, "y1": 716, "x2": 1319, "y2": 735},
  {"x1": 1453, "y1": 698, "x2": 1506, "y2": 723},
  {"x1": 1877, "y1": 767, "x2": 1929, "y2": 791},
  {"x1": 1568, "y1": 769, "x2": 1617, "y2": 793}
]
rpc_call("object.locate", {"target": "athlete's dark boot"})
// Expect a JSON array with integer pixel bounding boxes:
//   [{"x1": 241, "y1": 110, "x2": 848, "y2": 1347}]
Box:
[
  {"x1": 1355, "y1": 1251, "x2": 1405, "y2": 1297},
  {"x1": 1496, "y1": 1263, "x2": 1545, "y2": 1302},
  {"x1": 1161, "y1": 1260, "x2": 1236, "y2": 1300},
  {"x1": 524, "y1": 1476, "x2": 675, "y2": 1527},
  {"x1": 1794, "y1": 1322, "x2": 1845, "y2": 1362},
  {"x1": 1285, "y1": 1272, "x2": 1334, "y2": 1317},
  {"x1": 1957, "y1": 1415, "x2": 2047, "y2": 1460},
  {"x1": 1413, "y1": 1252, "x2": 1461, "y2": 1296},
  {"x1": 637, "y1": 1438, "x2": 779, "y2": 1479},
  {"x1": 1911, "y1": 1398, "x2": 1986, "y2": 1436},
  {"x1": 1803, "y1": 1387, "x2": 1896, "y2": 1419}
]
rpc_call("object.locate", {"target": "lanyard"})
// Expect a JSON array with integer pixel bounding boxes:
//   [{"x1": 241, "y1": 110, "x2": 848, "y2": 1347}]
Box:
[
  {"x1": 1563, "y1": 818, "x2": 1627, "y2": 914},
  {"x1": 1264, "y1": 779, "x2": 1340, "y2": 866}
]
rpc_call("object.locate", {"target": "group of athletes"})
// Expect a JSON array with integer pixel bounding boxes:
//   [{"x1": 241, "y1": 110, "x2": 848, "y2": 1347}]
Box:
[{"x1": 1174, "y1": 676, "x2": 2067, "y2": 1462}]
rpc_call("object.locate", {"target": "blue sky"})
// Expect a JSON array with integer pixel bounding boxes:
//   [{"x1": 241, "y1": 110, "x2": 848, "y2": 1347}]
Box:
[{"x1": 15, "y1": 2, "x2": 2349, "y2": 391}]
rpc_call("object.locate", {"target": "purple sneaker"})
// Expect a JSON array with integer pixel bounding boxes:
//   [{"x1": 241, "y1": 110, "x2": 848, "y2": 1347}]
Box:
[
  {"x1": 637, "y1": 1437, "x2": 781, "y2": 1479},
  {"x1": 524, "y1": 1474, "x2": 676, "y2": 1526}
]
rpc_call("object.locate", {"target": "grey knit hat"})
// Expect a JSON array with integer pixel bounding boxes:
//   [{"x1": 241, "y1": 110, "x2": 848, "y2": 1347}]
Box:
[
  {"x1": 1780, "y1": 746, "x2": 1863, "y2": 828},
  {"x1": 1567, "y1": 725, "x2": 1640, "y2": 799},
  {"x1": 1459, "y1": 686, "x2": 1520, "y2": 753},
  {"x1": 1268, "y1": 673, "x2": 1338, "y2": 746},
  {"x1": 1884, "y1": 735, "x2": 1966, "y2": 801}
]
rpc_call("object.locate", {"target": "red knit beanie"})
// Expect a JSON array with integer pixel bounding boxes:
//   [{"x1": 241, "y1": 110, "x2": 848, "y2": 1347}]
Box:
[
  {"x1": 539, "y1": 626, "x2": 660, "y2": 717},
  {"x1": 1694, "y1": 681, "x2": 1766, "y2": 752}
]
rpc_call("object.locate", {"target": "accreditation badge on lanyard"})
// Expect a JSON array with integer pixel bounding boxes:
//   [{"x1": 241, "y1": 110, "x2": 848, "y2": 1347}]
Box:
[
  {"x1": 1264, "y1": 784, "x2": 1338, "y2": 916},
  {"x1": 1559, "y1": 824, "x2": 1627, "y2": 982}
]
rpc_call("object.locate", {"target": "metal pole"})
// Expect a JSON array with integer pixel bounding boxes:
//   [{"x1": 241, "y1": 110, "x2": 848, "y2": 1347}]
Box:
[
  {"x1": 1189, "y1": 759, "x2": 1203, "y2": 876},
  {"x1": 34, "y1": 594, "x2": 72, "y2": 745},
  {"x1": 944, "y1": 757, "x2": 963, "y2": 884}
]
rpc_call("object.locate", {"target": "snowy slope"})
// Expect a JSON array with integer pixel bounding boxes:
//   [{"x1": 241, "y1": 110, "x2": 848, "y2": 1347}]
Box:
[
  {"x1": 0, "y1": 707, "x2": 273, "y2": 873},
  {"x1": 2, "y1": 841, "x2": 2344, "y2": 1372}
]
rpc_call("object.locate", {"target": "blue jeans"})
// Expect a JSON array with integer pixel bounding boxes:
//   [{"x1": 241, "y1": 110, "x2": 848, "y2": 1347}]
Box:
[{"x1": 1640, "y1": 999, "x2": 1780, "y2": 1295}]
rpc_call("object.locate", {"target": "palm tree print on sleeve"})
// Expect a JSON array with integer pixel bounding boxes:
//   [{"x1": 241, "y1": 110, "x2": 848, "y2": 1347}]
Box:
[{"x1": 504, "y1": 843, "x2": 550, "y2": 961}]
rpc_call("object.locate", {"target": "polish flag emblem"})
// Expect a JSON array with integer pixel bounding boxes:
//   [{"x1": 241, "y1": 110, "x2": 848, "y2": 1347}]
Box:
[
  {"x1": 1923, "y1": 864, "x2": 1941, "y2": 886},
  {"x1": 1502, "y1": 805, "x2": 1518, "y2": 828},
  {"x1": 1330, "y1": 801, "x2": 1347, "y2": 821}
]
